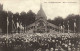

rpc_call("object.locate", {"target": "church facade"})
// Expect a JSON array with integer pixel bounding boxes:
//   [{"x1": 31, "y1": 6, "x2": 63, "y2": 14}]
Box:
[{"x1": 26, "y1": 5, "x2": 61, "y2": 34}]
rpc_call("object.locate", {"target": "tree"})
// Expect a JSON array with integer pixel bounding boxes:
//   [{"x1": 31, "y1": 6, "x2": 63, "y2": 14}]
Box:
[
  {"x1": 7, "y1": 11, "x2": 13, "y2": 33},
  {"x1": 47, "y1": 16, "x2": 63, "y2": 26},
  {"x1": 26, "y1": 10, "x2": 36, "y2": 26},
  {"x1": 62, "y1": 14, "x2": 80, "y2": 33},
  {"x1": 13, "y1": 12, "x2": 20, "y2": 33},
  {"x1": 0, "y1": 11, "x2": 7, "y2": 33},
  {"x1": 47, "y1": 14, "x2": 80, "y2": 33}
]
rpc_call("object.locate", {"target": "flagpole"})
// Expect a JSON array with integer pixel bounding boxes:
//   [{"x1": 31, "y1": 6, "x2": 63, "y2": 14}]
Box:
[
  {"x1": 74, "y1": 23, "x2": 75, "y2": 34},
  {"x1": 67, "y1": 20, "x2": 71, "y2": 38},
  {"x1": 12, "y1": 15, "x2": 14, "y2": 38},
  {"x1": 67, "y1": 20, "x2": 69, "y2": 34},
  {"x1": 7, "y1": 16, "x2": 8, "y2": 38},
  {"x1": 59, "y1": 24, "x2": 61, "y2": 34},
  {"x1": 63, "y1": 22, "x2": 64, "y2": 33},
  {"x1": 12, "y1": 15, "x2": 13, "y2": 34},
  {"x1": 6, "y1": 16, "x2": 9, "y2": 46}
]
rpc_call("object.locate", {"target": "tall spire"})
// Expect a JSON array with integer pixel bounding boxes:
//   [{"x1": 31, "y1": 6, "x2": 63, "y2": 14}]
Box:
[
  {"x1": 40, "y1": 3, "x2": 42, "y2": 10},
  {"x1": 36, "y1": 3, "x2": 47, "y2": 20}
]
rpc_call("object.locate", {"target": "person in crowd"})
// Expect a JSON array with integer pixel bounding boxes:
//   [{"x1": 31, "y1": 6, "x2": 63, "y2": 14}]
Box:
[{"x1": 0, "y1": 34, "x2": 80, "y2": 51}]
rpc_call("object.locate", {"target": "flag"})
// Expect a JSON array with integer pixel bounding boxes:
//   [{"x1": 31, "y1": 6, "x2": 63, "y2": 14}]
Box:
[
  {"x1": 12, "y1": 16, "x2": 15, "y2": 32},
  {"x1": 20, "y1": 23, "x2": 24, "y2": 29},
  {"x1": 7, "y1": 17, "x2": 9, "y2": 26},
  {"x1": 67, "y1": 20, "x2": 69, "y2": 28},
  {"x1": 74, "y1": 22, "x2": 76, "y2": 27},
  {"x1": 63, "y1": 22, "x2": 65, "y2": 28},
  {"x1": 74, "y1": 19, "x2": 76, "y2": 28},
  {"x1": 59, "y1": 24, "x2": 61, "y2": 33},
  {"x1": 73, "y1": 19, "x2": 76, "y2": 33},
  {"x1": 63, "y1": 22, "x2": 65, "y2": 33},
  {"x1": 59, "y1": 24, "x2": 61, "y2": 29},
  {"x1": 12, "y1": 20, "x2": 16, "y2": 30},
  {"x1": 17, "y1": 22, "x2": 19, "y2": 28},
  {"x1": 60, "y1": 26, "x2": 63, "y2": 29}
]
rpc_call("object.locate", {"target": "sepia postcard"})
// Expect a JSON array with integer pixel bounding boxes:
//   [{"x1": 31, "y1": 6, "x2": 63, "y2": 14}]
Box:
[{"x1": 0, "y1": 0, "x2": 80, "y2": 51}]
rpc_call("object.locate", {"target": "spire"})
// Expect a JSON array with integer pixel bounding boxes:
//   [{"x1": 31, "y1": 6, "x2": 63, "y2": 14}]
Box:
[
  {"x1": 36, "y1": 3, "x2": 47, "y2": 20},
  {"x1": 40, "y1": 3, "x2": 42, "y2": 10}
]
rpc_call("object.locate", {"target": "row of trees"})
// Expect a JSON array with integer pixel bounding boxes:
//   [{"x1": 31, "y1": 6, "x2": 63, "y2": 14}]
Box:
[
  {"x1": 0, "y1": 10, "x2": 35, "y2": 33},
  {"x1": 47, "y1": 14, "x2": 80, "y2": 33},
  {"x1": 0, "y1": 10, "x2": 80, "y2": 33}
]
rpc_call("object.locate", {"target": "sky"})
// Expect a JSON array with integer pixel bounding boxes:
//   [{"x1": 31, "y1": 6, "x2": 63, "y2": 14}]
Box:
[{"x1": 0, "y1": 0, "x2": 80, "y2": 19}]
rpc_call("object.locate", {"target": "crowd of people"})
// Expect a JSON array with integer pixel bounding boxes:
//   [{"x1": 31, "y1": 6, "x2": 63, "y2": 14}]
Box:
[{"x1": 0, "y1": 33, "x2": 80, "y2": 51}]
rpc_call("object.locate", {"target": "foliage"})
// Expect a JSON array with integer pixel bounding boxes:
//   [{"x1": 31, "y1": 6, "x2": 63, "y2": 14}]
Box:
[
  {"x1": 0, "y1": 10, "x2": 36, "y2": 33},
  {"x1": 47, "y1": 14, "x2": 80, "y2": 33}
]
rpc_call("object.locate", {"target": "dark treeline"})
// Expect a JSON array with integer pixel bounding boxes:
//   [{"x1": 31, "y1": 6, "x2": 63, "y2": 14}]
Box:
[
  {"x1": 0, "y1": 10, "x2": 80, "y2": 33},
  {"x1": 47, "y1": 14, "x2": 80, "y2": 33},
  {"x1": 0, "y1": 10, "x2": 35, "y2": 33}
]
